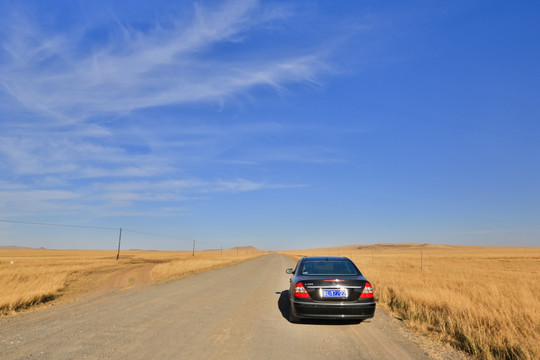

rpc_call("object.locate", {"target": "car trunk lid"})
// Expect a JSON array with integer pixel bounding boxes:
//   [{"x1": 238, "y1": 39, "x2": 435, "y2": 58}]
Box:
[{"x1": 301, "y1": 278, "x2": 370, "y2": 301}]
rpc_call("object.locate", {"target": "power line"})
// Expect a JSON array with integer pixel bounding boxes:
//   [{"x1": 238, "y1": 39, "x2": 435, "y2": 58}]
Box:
[
  {"x1": 122, "y1": 228, "x2": 193, "y2": 242},
  {"x1": 0, "y1": 219, "x2": 118, "y2": 231},
  {"x1": 122, "y1": 229, "x2": 222, "y2": 248},
  {"x1": 0, "y1": 219, "x2": 222, "y2": 249}
]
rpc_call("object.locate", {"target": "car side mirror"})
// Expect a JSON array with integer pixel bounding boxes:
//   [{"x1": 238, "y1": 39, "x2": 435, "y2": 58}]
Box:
[{"x1": 286, "y1": 268, "x2": 293, "y2": 274}]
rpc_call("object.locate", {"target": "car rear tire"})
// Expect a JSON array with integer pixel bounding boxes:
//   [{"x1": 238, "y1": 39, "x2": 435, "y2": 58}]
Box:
[{"x1": 288, "y1": 305, "x2": 300, "y2": 323}]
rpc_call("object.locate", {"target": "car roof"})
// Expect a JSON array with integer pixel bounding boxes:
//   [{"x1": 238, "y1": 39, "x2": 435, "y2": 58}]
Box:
[{"x1": 301, "y1": 256, "x2": 350, "y2": 261}]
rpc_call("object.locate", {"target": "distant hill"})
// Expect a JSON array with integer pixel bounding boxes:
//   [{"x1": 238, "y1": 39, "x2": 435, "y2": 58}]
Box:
[
  {"x1": 0, "y1": 246, "x2": 43, "y2": 250},
  {"x1": 283, "y1": 243, "x2": 461, "y2": 253},
  {"x1": 230, "y1": 245, "x2": 258, "y2": 251},
  {"x1": 229, "y1": 246, "x2": 262, "y2": 254},
  {"x1": 356, "y1": 243, "x2": 454, "y2": 250}
]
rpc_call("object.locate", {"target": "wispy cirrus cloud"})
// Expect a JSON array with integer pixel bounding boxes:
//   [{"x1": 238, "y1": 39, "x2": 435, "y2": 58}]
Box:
[
  {"x1": 0, "y1": 177, "x2": 304, "y2": 217},
  {"x1": 0, "y1": 185, "x2": 82, "y2": 216},
  {"x1": 0, "y1": 0, "x2": 335, "y2": 218},
  {"x1": 0, "y1": 0, "x2": 325, "y2": 123}
]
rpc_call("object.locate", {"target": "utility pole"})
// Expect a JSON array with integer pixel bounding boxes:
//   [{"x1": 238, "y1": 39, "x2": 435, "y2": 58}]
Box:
[
  {"x1": 116, "y1": 228, "x2": 122, "y2": 260},
  {"x1": 192, "y1": 240, "x2": 195, "y2": 257}
]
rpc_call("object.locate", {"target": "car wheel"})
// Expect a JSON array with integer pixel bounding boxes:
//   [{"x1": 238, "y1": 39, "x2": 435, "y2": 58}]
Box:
[{"x1": 288, "y1": 305, "x2": 300, "y2": 323}]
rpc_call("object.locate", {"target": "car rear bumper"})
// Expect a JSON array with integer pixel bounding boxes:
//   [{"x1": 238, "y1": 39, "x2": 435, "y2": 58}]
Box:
[{"x1": 291, "y1": 299, "x2": 376, "y2": 320}]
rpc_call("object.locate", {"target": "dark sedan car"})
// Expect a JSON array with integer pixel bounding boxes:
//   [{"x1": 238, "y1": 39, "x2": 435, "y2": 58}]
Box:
[{"x1": 286, "y1": 256, "x2": 375, "y2": 322}]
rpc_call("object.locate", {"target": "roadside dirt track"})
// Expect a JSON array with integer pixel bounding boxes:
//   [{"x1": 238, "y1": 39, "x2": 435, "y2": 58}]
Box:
[{"x1": 0, "y1": 254, "x2": 465, "y2": 359}]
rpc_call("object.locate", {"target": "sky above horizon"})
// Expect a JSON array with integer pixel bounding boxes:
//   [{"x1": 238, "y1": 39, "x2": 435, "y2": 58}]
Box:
[{"x1": 0, "y1": 0, "x2": 539, "y2": 251}]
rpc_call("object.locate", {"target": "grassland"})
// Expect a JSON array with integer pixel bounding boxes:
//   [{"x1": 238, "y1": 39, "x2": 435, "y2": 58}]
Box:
[
  {"x1": 280, "y1": 244, "x2": 540, "y2": 360},
  {"x1": 0, "y1": 247, "x2": 264, "y2": 315}
]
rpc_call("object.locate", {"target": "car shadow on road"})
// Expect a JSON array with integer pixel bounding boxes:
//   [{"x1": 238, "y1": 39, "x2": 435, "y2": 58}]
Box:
[{"x1": 277, "y1": 290, "x2": 363, "y2": 326}]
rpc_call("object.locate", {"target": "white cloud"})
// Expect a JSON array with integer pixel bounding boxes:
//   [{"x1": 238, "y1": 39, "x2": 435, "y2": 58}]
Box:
[
  {"x1": 94, "y1": 178, "x2": 303, "y2": 199},
  {"x1": 0, "y1": 0, "x2": 326, "y2": 123},
  {"x1": 0, "y1": 0, "x2": 329, "y2": 218},
  {"x1": 0, "y1": 176, "x2": 304, "y2": 217},
  {"x1": 0, "y1": 188, "x2": 82, "y2": 215}
]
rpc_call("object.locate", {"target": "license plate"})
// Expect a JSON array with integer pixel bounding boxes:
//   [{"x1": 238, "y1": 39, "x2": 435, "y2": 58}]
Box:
[{"x1": 322, "y1": 289, "x2": 348, "y2": 298}]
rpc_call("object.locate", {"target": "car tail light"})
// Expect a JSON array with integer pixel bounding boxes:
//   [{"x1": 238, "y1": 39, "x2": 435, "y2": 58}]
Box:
[
  {"x1": 360, "y1": 282, "x2": 373, "y2": 298},
  {"x1": 294, "y1": 282, "x2": 310, "y2": 298}
]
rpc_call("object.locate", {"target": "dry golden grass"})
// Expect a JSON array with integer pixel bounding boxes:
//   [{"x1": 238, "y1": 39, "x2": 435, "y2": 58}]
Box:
[
  {"x1": 280, "y1": 244, "x2": 540, "y2": 360},
  {"x1": 0, "y1": 247, "x2": 264, "y2": 315},
  {"x1": 150, "y1": 253, "x2": 259, "y2": 282}
]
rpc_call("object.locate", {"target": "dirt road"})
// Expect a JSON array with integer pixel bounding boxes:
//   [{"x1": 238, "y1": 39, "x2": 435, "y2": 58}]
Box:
[{"x1": 0, "y1": 254, "x2": 460, "y2": 359}]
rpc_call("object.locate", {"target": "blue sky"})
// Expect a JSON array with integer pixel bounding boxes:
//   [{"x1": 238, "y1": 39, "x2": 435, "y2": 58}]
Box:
[{"x1": 0, "y1": 0, "x2": 538, "y2": 250}]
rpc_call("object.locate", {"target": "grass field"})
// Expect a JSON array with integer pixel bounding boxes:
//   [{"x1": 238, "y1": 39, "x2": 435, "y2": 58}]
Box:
[
  {"x1": 0, "y1": 247, "x2": 264, "y2": 315},
  {"x1": 280, "y1": 244, "x2": 540, "y2": 360},
  {"x1": 3, "y1": 244, "x2": 538, "y2": 359}
]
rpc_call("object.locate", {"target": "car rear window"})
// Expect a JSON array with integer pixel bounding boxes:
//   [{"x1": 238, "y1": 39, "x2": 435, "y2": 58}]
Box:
[{"x1": 301, "y1": 260, "x2": 359, "y2": 276}]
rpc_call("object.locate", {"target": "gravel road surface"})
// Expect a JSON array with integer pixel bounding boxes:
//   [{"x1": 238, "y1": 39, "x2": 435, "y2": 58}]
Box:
[{"x1": 0, "y1": 254, "x2": 459, "y2": 359}]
